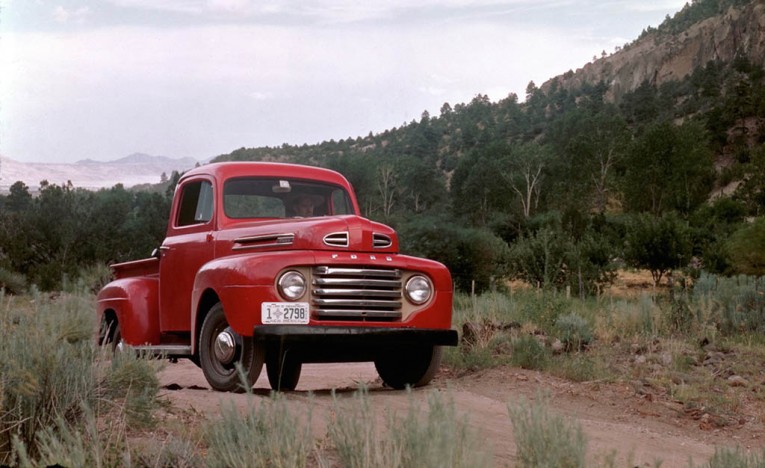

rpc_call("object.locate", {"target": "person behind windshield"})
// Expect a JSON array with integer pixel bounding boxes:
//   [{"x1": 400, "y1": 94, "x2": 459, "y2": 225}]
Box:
[{"x1": 291, "y1": 194, "x2": 321, "y2": 217}]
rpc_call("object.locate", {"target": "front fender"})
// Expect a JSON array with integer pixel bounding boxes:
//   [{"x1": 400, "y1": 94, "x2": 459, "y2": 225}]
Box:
[
  {"x1": 191, "y1": 251, "x2": 316, "y2": 339},
  {"x1": 97, "y1": 277, "x2": 160, "y2": 345}
]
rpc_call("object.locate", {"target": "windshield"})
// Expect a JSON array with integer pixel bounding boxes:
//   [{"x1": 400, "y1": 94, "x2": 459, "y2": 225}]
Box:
[{"x1": 223, "y1": 177, "x2": 355, "y2": 219}]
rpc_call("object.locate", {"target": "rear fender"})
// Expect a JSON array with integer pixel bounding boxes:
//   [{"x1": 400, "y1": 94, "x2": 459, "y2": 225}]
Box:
[{"x1": 97, "y1": 277, "x2": 160, "y2": 345}]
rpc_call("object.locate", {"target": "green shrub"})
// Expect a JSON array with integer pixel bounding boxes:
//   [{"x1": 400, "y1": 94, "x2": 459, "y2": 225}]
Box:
[
  {"x1": 517, "y1": 293, "x2": 571, "y2": 332},
  {"x1": 65, "y1": 264, "x2": 113, "y2": 294},
  {"x1": 510, "y1": 335, "x2": 550, "y2": 370},
  {"x1": 399, "y1": 219, "x2": 510, "y2": 293},
  {"x1": 508, "y1": 227, "x2": 618, "y2": 297},
  {"x1": 555, "y1": 313, "x2": 593, "y2": 352},
  {"x1": 0, "y1": 267, "x2": 26, "y2": 295},
  {"x1": 205, "y1": 393, "x2": 313, "y2": 468},
  {"x1": 507, "y1": 228, "x2": 570, "y2": 290},
  {"x1": 508, "y1": 395, "x2": 587, "y2": 468},
  {"x1": 624, "y1": 212, "x2": 693, "y2": 286},
  {"x1": 727, "y1": 217, "x2": 765, "y2": 275},
  {"x1": 693, "y1": 273, "x2": 765, "y2": 334}
]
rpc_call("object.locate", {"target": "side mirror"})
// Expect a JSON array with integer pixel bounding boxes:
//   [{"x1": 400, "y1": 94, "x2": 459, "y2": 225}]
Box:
[{"x1": 151, "y1": 248, "x2": 161, "y2": 259}]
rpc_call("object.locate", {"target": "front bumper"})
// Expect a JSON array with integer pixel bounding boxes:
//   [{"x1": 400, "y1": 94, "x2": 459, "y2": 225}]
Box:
[{"x1": 252, "y1": 325, "x2": 458, "y2": 363}]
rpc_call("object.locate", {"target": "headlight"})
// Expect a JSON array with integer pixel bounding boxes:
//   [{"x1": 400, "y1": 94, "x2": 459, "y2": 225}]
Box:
[
  {"x1": 278, "y1": 271, "x2": 306, "y2": 300},
  {"x1": 405, "y1": 275, "x2": 432, "y2": 305}
]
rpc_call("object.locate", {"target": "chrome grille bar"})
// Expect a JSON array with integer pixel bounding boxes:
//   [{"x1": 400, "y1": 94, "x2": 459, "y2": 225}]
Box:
[
  {"x1": 314, "y1": 278, "x2": 402, "y2": 288},
  {"x1": 314, "y1": 266, "x2": 401, "y2": 278},
  {"x1": 313, "y1": 298, "x2": 403, "y2": 307},
  {"x1": 312, "y1": 289, "x2": 402, "y2": 298}
]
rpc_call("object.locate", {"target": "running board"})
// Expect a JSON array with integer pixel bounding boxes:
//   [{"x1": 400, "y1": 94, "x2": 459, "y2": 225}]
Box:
[{"x1": 132, "y1": 345, "x2": 192, "y2": 355}]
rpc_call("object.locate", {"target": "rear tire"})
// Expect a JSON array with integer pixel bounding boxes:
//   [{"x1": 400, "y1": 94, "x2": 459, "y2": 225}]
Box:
[
  {"x1": 374, "y1": 345, "x2": 442, "y2": 390},
  {"x1": 266, "y1": 346, "x2": 302, "y2": 391},
  {"x1": 199, "y1": 303, "x2": 264, "y2": 392}
]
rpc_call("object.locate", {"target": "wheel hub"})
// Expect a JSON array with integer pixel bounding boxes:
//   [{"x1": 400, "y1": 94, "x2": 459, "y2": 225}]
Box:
[{"x1": 214, "y1": 328, "x2": 237, "y2": 364}]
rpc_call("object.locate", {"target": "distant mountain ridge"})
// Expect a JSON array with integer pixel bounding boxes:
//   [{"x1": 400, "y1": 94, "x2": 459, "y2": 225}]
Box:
[{"x1": 0, "y1": 153, "x2": 198, "y2": 192}]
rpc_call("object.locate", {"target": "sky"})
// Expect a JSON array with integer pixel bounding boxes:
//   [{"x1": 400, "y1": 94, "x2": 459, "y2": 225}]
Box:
[{"x1": 0, "y1": 0, "x2": 687, "y2": 164}]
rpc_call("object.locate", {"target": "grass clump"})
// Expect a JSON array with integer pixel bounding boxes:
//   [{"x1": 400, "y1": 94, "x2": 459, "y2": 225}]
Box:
[
  {"x1": 327, "y1": 387, "x2": 490, "y2": 468},
  {"x1": 12, "y1": 406, "x2": 128, "y2": 468},
  {"x1": 104, "y1": 348, "x2": 162, "y2": 427},
  {"x1": 510, "y1": 335, "x2": 550, "y2": 370},
  {"x1": 698, "y1": 446, "x2": 765, "y2": 467},
  {"x1": 205, "y1": 392, "x2": 313, "y2": 468},
  {"x1": 133, "y1": 435, "x2": 203, "y2": 468},
  {"x1": 508, "y1": 395, "x2": 587, "y2": 468}
]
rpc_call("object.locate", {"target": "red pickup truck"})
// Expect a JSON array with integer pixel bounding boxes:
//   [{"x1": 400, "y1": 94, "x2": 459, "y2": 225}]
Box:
[{"x1": 97, "y1": 162, "x2": 457, "y2": 392}]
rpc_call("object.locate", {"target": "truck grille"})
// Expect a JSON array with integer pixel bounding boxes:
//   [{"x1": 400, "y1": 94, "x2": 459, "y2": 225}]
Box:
[{"x1": 312, "y1": 266, "x2": 402, "y2": 321}]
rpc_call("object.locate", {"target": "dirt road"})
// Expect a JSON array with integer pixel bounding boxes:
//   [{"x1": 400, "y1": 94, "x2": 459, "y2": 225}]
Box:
[{"x1": 158, "y1": 360, "x2": 764, "y2": 466}]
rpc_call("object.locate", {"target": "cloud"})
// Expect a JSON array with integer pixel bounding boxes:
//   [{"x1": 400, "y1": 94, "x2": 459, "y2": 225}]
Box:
[
  {"x1": 249, "y1": 91, "x2": 275, "y2": 100},
  {"x1": 625, "y1": 1, "x2": 687, "y2": 13},
  {"x1": 106, "y1": 0, "x2": 207, "y2": 15},
  {"x1": 53, "y1": 6, "x2": 92, "y2": 24}
]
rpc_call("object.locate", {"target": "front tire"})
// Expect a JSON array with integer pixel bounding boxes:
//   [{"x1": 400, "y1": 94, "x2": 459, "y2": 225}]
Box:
[
  {"x1": 374, "y1": 345, "x2": 442, "y2": 390},
  {"x1": 266, "y1": 345, "x2": 302, "y2": 391},
  {"x1": 199, "y1": 303, "x2": 264, "y2": 392}
]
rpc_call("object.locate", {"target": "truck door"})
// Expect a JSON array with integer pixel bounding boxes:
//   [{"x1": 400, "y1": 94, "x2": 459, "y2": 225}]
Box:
[{"x1": 159, "y1": 178, "x2": 215, "y2": 332}]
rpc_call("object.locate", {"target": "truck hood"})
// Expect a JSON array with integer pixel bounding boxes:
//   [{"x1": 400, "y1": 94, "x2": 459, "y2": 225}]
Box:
[{"x1": 217, "y1": 215, "x2": 399, "y2": 254}]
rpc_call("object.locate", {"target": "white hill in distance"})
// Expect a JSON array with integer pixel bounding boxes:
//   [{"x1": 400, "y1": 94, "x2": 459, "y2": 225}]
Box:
[{"x1": 0, "y1": 153, "x2": 199, "y2": 192}]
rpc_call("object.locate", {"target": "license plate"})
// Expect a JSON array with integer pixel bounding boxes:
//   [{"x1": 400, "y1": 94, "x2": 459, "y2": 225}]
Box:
[{"x1": 261, "y1": 302, "x2": 310, "y2": 324}]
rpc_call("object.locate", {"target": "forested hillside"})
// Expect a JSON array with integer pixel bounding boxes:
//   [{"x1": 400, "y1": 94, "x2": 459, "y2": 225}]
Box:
[{"x1": 1, "y1": 0, "x2": 764, "y2": 293}]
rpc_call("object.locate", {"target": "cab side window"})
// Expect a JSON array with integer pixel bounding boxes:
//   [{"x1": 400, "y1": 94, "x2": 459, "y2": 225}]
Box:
[{"x1": 177, "y1": 180, "x2": 213, "y2": 227}]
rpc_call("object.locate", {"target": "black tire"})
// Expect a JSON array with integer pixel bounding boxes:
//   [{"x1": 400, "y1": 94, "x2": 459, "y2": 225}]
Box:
[
  {"x1": 199, "y1": 303, "x2": 264, "y2": 392},
  {"x1": 266, "y1": 346, "x2": 302, "y2": 391},
  {"x1": 374, "y1": 345, "x2": 443, "y2": 390}
]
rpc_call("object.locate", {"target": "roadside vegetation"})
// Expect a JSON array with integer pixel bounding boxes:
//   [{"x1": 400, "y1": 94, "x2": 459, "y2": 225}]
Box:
[
  {"x1": 447, "y1": 272, "x2": 765, "y2": 429},
  {"x1": 2, "y1": 272, "x2": 764, "y2": 466}
]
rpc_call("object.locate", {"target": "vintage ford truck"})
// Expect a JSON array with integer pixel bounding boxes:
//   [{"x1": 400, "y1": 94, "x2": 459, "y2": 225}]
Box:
[{"x1": 97, "y1": 162, "x2": 457, "y2": 392}]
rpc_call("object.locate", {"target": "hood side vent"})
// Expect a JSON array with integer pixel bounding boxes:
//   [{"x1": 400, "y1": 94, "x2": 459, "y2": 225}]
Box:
[
  {"x1": 324, "y1": 231, "x2": 349, "y2": 248},
  {"x1": 233, "y1": 233, "x2": 294, "y2": 250},
  {"x1": 373, "y1": 233, "x2": 392, "y2": 248}
]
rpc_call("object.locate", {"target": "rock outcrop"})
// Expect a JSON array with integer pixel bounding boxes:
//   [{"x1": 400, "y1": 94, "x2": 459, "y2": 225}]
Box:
[{"x1": 542, "y1": 0, "x2": 765, "y2": 100}]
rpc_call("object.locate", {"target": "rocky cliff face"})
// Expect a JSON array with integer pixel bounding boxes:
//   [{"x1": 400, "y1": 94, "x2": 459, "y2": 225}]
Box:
[{"x1": 543, "y1": 0, "x2": 765, "y2": 100}]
